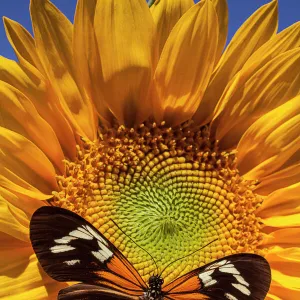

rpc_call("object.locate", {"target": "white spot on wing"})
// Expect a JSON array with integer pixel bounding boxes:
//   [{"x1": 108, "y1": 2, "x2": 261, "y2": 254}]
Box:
[
  {"x1": 206, "y1": 259, "x2": 227, "y2": 270},
  {"x1": 234, "y1": 275, "x2": 249, "y2": 287},
  {"x1": 78, "y1": 227, "x2": 93, "y2": 235},
  {"x1": 69, "y1": 228, "x2": 93, "y2": 240},
  {"x1": 199, "y1": 270, "x2": 214, "y2": 285},
  {"x1": 92, "y1": 246, "x2": 113, "y2": 263},
  {"x1": 54, "y1": 236, "x2": 77, "y2": 244},
  {"x1": 50, "y1": 245, "x2": 75, "y2": 253},
  {"x1": 205, "y1": 279, "x2": 217, "y2": 287},
  {"x1": 64, "y1": 259, "x2": 80, "y2": 266},
  {"x1": 225, "y1": 293, "x2": 238, "y2": 300},
  {"x1": 219, "y1": 264, "x2": 240, "y2": 275},
  {"x1": 232, "y1": 283, "x2": 251, "y2": 295},
  {"x1": 84, "y1": 225, "x2": 108, "y2": 246}
]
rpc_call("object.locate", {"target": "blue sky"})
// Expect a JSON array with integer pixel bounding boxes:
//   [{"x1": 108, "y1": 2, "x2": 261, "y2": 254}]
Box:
[{"x1": 0, "y1": 0, "x2": 299, "y2": 61}]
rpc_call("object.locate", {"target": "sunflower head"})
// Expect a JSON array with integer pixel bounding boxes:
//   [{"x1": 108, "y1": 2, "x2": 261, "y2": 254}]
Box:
[{"x1": 52, "y1": 120, "x2": 264, "y2": 282}]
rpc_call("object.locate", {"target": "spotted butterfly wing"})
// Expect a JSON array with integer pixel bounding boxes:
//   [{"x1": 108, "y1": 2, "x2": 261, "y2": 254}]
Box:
[
  {"x1": 162, "y1": 253, "x2": 271, "y2": 300},
  {"x1": 30, "y1": 206, "x2": 145, "y2": 299},
  {"x1": 30, "y1": 207, "x2": 271, "y2": 300}
]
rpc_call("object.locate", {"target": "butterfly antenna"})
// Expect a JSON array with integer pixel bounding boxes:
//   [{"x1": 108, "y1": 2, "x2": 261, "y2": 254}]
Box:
[
  {"x1": 158, "y1": 238, "x2": 218, "y2": 277},
  {"x1": 110, "y1": 219, "x2": 159, "y2": 275}
]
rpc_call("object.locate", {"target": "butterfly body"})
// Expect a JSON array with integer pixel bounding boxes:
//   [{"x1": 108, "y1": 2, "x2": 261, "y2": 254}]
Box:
[
  {"x1": 140, "y1": 275, "x2": 164, "y2": 300},
  {"x1": 30, "y1": 207, "x2": 272, "y2": 300}
]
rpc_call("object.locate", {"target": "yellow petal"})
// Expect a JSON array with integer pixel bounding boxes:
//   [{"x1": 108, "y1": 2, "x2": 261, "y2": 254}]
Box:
[
  {"x1": 73, "y1": 0, "x2": 114, "y2": 126},
  {"x1": 193, "y1": 0, "x2": 278, "y2": 125},
  {"x1": 0, "y1": 128, "x2": 58, "y2": 191},
  {"x1": 268, "y1": 283, "x2": 300, "y2": 300},
  {"x1": 266, "y1": 247, "x2": 300, "y2": 289},
  {"x1": 211, "y1": 48, "x2": 300, "y2": 150},
  {"x1": 255, "y1": 163, "x2": 300, "y2": 196},
  {"x1": 0, "y1": 149, "x2": 55, "y2": 200},
  {"x1": 150, "y1": 0, "x2": 194, "y2": 56},
  {"x1": 0, "y1": 230, "x2": 30, "y2": 251},
  {"x1": 0, "y1": 158, "x2": 54, "y2": 197},
  {"x1": 0, "y1": 246, "x2": 65, "y2": 299},
  {"x1": 0, "y1": 169, "x2": 53, "y2": 215},
  {"x1": 236, "y1": 95, "x2": 300, "y2": 179},
  {"x1": 266, "y1": 292, "x2": 281, "y2": 300},
  {"x1": 153, "y1": 0, "x2": 218, "y2": 125},
  {"x1": 210, "y1": 0, "x2": 228, "y2": 63},
  {"x1": 257, "y1": 183, "x2": 300, "y2": 220},
  {"x1": 0, "y1": 185, "x2": 45, "y2": 216},
  {"x1": 216, "y1": 22, "x2": 300, "y2": 149},
  {"x1": 0, "y1": 80, "x2": 65, "y2": 173},
  {"x1": 0, "y1": 187, "x2": 42, "y2": 220},
  {"x1": 242, "y1": 21, "x2": 300, "y2": 80},
  {"x1": 261, "y1": 228, "x2": 300, "y2": 248},
  {"x1": 3, "y1": 17, "x2": 44, "y2": 72},
  {"x1": 94, "y1": 0, "x2": 156, "y2": 127},
  {"x1": 271, "y1": 268, "x2": 300, "y2": 292},
  {"x1": 30, "y1": 0, "x2": 97, "y2": 140},
  {"x1": 0, "y1": 56, "x2": 77, "y2": 160},
  {"x1": 0, "y1": 194, "x2": 29, "y2": 242},
  {"x1": 262, "y1": 214, "x2": 300, "y2": 228}
]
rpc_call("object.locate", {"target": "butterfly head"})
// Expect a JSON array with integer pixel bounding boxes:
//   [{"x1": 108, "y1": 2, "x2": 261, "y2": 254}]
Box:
[
  {"x1": 141, "y1": 275, "x2": 164, "y2": 300},
  {"x1": 148, "y1": 274, "x2": 164, "y2": 289}
]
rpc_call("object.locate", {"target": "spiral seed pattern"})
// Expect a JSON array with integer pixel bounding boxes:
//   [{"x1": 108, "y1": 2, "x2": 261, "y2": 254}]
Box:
[{"x1": 53, "y1": 121, "x2": 263, "y2": 283}]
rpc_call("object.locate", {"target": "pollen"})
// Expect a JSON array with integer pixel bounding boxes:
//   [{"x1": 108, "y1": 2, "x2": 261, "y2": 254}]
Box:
[{"x1": 52, "y1": 121, "x2": 264, "y2": 283}]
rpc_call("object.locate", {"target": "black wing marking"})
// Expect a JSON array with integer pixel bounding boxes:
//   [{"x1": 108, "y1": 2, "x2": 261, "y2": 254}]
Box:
[
  {"x1": 30, "y1": 206, "x2": 146, "y2": 293},
  {"x1": 163, "y1": 253, "x2": 271, "y2": 300},
  {"x1": 30, "y1": 206, "x2": 115, "y2": 282},
  {"x1": 195, "y1": 253, "x2": 271, "y2": 300},
  {"x1": 58, "y1": 284, "x2": 137, "y2": 300}
]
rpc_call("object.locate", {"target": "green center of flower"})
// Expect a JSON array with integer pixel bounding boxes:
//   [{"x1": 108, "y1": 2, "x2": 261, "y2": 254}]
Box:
[{"x1": 52, "y1": 121, "x2": 264, "y2": 283}]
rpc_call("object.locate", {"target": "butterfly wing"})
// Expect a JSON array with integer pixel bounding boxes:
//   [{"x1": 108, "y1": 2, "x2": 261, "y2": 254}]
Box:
[
  {"x1": 30, "y1": 206, "x2": 146, "y2": 298},
  {"x1": 163, "y1": 253, "x2": 271, "y2": 300},
  {"x1": 58, "y1": 283, "x2": 137, "y2": 300}
]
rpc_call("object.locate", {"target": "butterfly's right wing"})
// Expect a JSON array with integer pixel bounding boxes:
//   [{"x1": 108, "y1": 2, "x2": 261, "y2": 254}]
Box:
[
  {"x1": 163, "y1": 253, "x2": 271, "y2": 300},
  {"x1": 58, "y1": 283, "x2": 137, "y2": 299},
  {"x1": 30, "y1": 206, "x2": 146, "y2": 298}
]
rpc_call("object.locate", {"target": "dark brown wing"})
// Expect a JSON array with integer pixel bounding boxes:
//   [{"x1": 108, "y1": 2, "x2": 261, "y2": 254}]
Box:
[
  {"x1": 58, "y1": 284, "x2": 138, "y2": 299},
  {"x1": 163, "y1": 254, "x2": 271, "y2": 300},
  {"x1": 30, "y1": 206, "x2": 147, "y2": 298}
]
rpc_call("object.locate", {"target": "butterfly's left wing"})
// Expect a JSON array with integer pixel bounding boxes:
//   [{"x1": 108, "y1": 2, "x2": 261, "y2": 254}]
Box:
[
  {"x1": 163, "y1": 253, "x2": 271, "y2": 300},
  {"x1": 30, "y1": 206, "x2": 146, "y2": 298},
  {"x1": 58, "y1": 283, "x2": 137, "y2": 300}
]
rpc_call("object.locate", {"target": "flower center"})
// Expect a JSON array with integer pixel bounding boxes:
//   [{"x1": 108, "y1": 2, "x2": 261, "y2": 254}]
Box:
[{"x1": 52, "y1": 121, "x2": 264, "y2": 282}]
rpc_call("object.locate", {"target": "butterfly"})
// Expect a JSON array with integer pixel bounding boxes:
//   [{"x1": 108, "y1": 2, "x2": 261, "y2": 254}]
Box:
[{"x1": 30, "y1": 206, "x2": 271, "y2": 300}]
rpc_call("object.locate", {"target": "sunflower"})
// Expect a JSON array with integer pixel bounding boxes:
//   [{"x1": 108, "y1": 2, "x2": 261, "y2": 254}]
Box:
[{"x1": 0, "y1": 0, "x2": 299, "y2": 299}]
